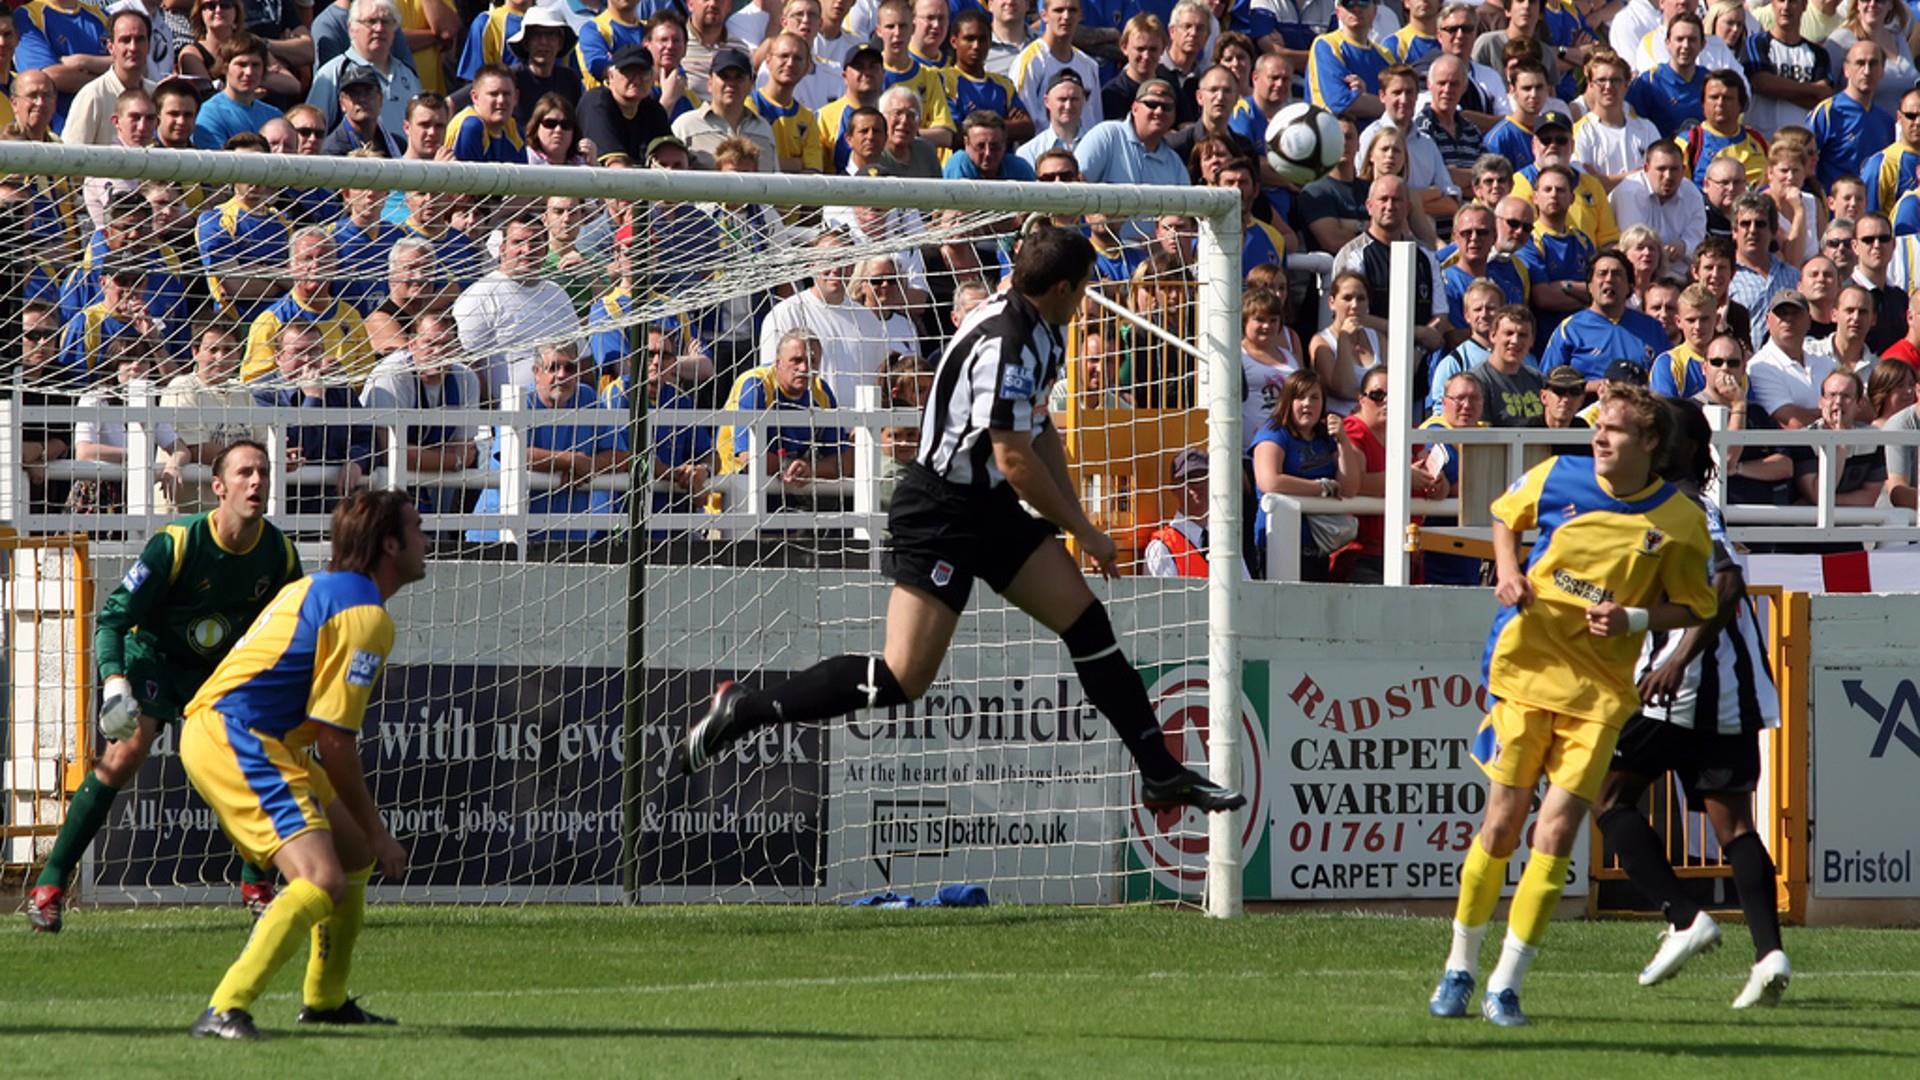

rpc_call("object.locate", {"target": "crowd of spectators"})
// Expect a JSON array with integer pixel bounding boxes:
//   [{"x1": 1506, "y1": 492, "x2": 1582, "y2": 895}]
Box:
[{"x1": 2, "y1": 0, "x2": 1918, "y2": 568}]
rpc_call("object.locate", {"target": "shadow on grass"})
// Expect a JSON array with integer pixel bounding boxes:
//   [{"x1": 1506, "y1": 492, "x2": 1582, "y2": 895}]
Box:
[
  {"x1": 443, "y1": 1026, "x2": 995, "y2": 1043},
  {"x1": 1116, "y1": 1033, "x2": 1917, "y2": 1059},
  {"x1": 1785, "y1": 995, "x2": 1920, "y2": 1011},
  {"x1": 1538, "y1": 1012, "x2": 1920, "y2": 1034}
]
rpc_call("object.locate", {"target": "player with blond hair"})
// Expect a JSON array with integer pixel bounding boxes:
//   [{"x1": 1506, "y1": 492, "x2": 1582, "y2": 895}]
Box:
[{"x1": 1428, "y1": 383, "x2": 1718, "y2": 1026}]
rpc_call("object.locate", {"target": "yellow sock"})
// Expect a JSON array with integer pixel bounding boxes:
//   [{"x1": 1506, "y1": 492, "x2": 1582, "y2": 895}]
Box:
[
  {"x1": 304, "y1": 864, "x2": 372, "y2": 1011},
  {"x1": 1453, "y1": 836, "x2": 1510, "y2": 929},
  {"x1": 210, "y1": 878, "x2": 334, "y2": 1013},
  {"x1": 1509, "y1": 851, "x2": 1572, "y2": 947}
]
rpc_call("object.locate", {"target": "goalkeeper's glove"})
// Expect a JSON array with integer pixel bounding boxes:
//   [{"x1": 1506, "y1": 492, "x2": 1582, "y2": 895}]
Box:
[{"x1": 100, "y1": 676, "x2": 140, "y2": 741}]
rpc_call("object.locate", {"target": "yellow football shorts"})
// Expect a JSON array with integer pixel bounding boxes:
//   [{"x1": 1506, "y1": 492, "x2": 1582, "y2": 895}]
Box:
[
  {"x1": 1470, "y1": 699, "x2": 1621, "y2": 802},
  {"x1": 180, "y1": 709, "x2": 338, "y2": 868}
]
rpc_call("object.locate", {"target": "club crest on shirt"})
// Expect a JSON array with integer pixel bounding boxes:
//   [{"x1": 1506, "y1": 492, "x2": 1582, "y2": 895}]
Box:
[{"x1": 1638, "y1": 527, "x2": 1665, "y2": 555}]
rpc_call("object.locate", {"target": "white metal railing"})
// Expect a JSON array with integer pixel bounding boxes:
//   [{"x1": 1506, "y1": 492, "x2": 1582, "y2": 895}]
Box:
[
  {"x1": 13, "y1": 391, "x2": 1920, "y2": 572},
  {"x1": 0, "y1": 391, "x2": 919, "y2": 562},
  {"x1": 1259, "y1": 422, "x2": 1920, "y2": 582}
]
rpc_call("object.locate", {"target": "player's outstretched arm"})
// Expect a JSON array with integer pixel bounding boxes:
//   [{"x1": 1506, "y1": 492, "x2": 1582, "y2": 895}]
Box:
[{"x1": 313, "y1": 725, "x2": 407, "y2": 880}]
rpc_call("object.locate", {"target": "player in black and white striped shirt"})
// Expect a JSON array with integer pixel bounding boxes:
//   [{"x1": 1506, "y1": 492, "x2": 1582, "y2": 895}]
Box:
[
  {"x1": 675, "y1": 225, "x2": 1244, "y2": 814},
  {"x1": 1593, "y1": 397, "x2": 1791, "y2": 1009}
]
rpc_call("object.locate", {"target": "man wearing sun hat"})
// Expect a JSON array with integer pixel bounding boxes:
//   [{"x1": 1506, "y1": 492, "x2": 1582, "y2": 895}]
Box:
[{"x1": 503, "y1": 5, "x2": 584, "y2": 122}]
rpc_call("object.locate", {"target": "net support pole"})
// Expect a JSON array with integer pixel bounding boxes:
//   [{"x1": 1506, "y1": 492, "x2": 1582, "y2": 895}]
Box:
[
  {"x1": 621, "y1": 342, "x2": 651, "y2": 905},
  {"x1": 1384, "y1": 242, "x2": 1418, "y2": 587},
  {"x1": 1198, "y1": 207, "x2": 1243, "y2": 920}
]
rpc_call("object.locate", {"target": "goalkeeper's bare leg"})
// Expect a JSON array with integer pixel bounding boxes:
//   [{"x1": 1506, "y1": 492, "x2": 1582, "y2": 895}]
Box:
[{"x1": 678, "y1": 538, "x2": 1245, "y2": 813}]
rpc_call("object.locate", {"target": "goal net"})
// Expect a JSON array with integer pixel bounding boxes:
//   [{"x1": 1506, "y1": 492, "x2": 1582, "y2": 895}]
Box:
[{"x1": 0, "y1": 145, "x2": 1248, "y2": 911}]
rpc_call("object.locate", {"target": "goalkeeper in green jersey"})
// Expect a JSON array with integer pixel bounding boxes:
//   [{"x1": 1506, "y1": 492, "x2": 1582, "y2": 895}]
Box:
[{"x1": 28, "y1": 440, "x2": 303, "y2": 933}]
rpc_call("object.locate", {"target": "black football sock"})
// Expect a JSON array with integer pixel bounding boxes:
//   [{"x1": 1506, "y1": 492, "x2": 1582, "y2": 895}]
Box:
[
  {"x1": 1725, "y1": 831, "x2": 1785, "y2": 961},
  {"x1": 736, "y1": 655, "x2": 908, "y2": 730},
  {"x1": 1598, "y1": 805, "x2": 1701, "y2": 929},
  {"x1": 1061, "y1": 604, "x2": 1183, "y2": 783}
]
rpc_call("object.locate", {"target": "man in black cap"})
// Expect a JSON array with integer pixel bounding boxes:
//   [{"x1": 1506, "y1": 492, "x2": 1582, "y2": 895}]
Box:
[
  {"x1": 1511, "y1": 110, "x2": 1620, "y2": 248},
  {"x1": 1017, "y1": 68, "x2": 1088, "y2": 164},
  {"x1": 306, "y1": 0, "x2": 421, "y2": 133},
  {"x1": 321, "y1": 64, "x2": 404, "y2": 156},
  {"x1": 818, "y1": 43, "x2": 888, "y2": 172},
  {"x1": 646, "y1": 133, "x2": 693, "y2": 170},
  {"x1": 578, "y1": 43, "x2": 674, "y2": 166},
  {"x1": 671, "y1": 45, "x2": 778, "y2": 170},
  {"x1": 1523, "y1": 364, "x2": 1594, "y2": 454}
]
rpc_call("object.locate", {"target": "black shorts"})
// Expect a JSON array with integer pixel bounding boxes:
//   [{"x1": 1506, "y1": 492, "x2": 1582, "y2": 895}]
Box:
[
  {"x1": 882, "y1": 463, "x2": 1058, "y2": 614},
  {"x1": 1611, "y1": 712, "x2": 1763, "y2": 801}
]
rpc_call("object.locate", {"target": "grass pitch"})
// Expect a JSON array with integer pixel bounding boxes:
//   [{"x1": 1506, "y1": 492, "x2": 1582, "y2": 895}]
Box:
[{"x1": 1, "y1": 905, "x2": 1915, "y2": 1078}]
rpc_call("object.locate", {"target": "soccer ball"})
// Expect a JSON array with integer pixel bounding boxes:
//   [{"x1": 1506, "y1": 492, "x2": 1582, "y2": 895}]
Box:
[{"x1": 1264, "y1": 102, "x2": 1345, "y2": 188}]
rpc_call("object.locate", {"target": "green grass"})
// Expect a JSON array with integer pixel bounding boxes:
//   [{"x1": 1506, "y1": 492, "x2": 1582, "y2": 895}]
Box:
[{"x1": 2, "y1": 906, "x2": 1917, "y2": 1077}]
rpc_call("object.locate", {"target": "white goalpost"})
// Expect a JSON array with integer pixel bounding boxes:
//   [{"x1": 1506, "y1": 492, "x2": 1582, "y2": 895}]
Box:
[{"x1": 0, "y1": 143, "x2": 1250, "y2": 916}]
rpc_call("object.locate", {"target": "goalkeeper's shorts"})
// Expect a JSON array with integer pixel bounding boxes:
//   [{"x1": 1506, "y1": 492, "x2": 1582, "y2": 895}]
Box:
[
  {"x1": 883, "y1": 464, "x2": 1057, "y2": 615},
  {"x1": 180, "y1": 709, "x2": 338, "y2": 868}
]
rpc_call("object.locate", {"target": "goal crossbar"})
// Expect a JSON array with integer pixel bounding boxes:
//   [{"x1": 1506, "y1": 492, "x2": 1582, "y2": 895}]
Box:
[{"x1": 0, "y1": 142, "x2": 1241, "y2": 221}]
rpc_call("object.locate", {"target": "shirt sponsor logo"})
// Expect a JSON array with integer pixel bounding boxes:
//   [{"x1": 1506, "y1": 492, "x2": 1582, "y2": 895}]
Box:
[
  {"x1": 1552, "y1": 568, "x2": 1613, "y2": 604},
  {"x1": 998, "y1": 363, "x2": 1035, "y2": 400},
  {"x1": 121, "y1": 561, "x2": 151, "y2": 593},
  {"x1": 347, "y1": 649, "x2": 384, "y2": 688}
]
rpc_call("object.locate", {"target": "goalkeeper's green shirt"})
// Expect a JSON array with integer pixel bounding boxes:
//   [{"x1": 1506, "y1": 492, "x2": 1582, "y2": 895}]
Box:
[{"x1": 95, "y1": 512, "x2": 303, "y2": 685}]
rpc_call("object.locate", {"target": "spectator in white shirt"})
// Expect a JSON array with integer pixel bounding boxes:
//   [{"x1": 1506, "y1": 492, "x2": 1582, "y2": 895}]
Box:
[
  {"x1": 452, "y1": 212, "x2": 582, "y2": 400},
  {"x1": 1609, "y1": 140, "x2": 1708, "y2": 265},
  {"x1": 1359, "y1": 63, "x2": 1460, "y2": 220},
  {"x1": 360, "y1": 310, "x2": 482, "y2": 512},
  {"x1": 1572, "y1": 52, "x2": 1661, "y2": 188},
  {"x1": 756, "y1": 231, "x2": 890, "y2": 405},
  {"x1": 1746, "y1": 288, "x2": 1832, "y2": 427}
]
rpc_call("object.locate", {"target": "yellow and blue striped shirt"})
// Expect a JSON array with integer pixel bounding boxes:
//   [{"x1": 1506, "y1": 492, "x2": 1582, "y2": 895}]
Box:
[
  {"x1": 1481, "y1": 454, "x2": 1716, "y2": 725},
  {"x1": 185, "y1": 571, "x2": 395, "y2": 747},
  {"x1": 242, "y1": 291, "x2": 378, "y2": 383},
  {"x1": 749, "y1": 88, "x2": 825, "y2": 172}
]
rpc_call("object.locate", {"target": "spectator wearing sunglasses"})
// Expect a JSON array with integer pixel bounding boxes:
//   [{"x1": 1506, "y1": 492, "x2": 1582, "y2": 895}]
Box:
[
  {"x1": 1511, "y1": 111, "x2": 1619, "y2": 247},
  {"x1": 1846, "y1": 213, "x2": 1906, "y2": 352},
  {"x1": 1821, "y1": 219, "x2": 1857, "y2": 276},
  {"x1": 1074, "y1": 81, "x2": 1188, "y2": 224}
]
